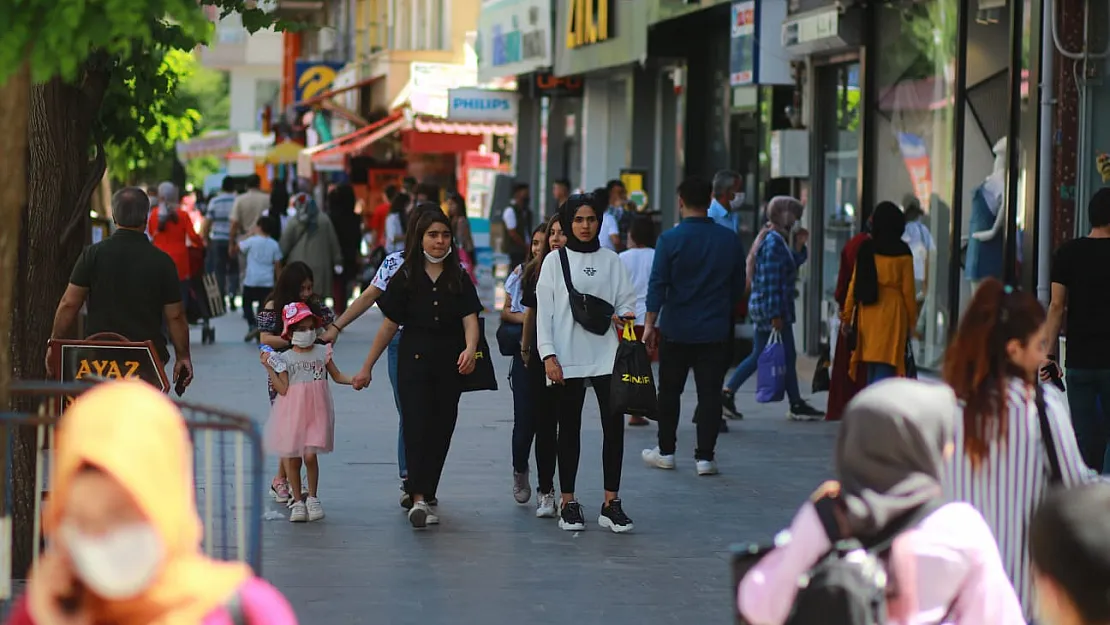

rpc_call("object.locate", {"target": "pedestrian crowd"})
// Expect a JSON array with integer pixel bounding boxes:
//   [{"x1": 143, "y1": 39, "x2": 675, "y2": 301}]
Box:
[{"x1": 31, "y1": 166, "x2": 1110, "y2": 625}]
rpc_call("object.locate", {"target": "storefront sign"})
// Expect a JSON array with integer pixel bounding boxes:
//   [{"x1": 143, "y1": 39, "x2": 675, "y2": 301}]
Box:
[
  {"x1": 447, "y1": 88, "x2": 521, "y2": 123},
  {"x1": 293, "y1": 61, "x2": 346, "y2": 103},
  {"x1": 49, "y1": 338, "x2": 170, "y2": 395},
  {"x1": 526, "y1": 72, "x2": 584, "y2": 97},
  {"x1": 478, "y1": 0, "x2": 553, "y2": 82},
  {"x1": 782, "y1": 8, "x2": 839, "y2": 47},
  {"x1": 729, "y1": 1, "x2": 756, "y2": 86},
  {"x1": 565, "y1": 0, "x2": 614, "y2": 49},
  {"x1": 897, "y1": 132, "x2": 934, "y2": 205},
  {"x1": 402, "y1": 62, "x2": 480, "y2": 118}
]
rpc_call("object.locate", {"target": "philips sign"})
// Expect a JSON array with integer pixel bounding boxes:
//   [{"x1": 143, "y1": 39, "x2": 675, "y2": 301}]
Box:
[{"x1": 446, "y1": 88, "x2": 520, "y2": 123}]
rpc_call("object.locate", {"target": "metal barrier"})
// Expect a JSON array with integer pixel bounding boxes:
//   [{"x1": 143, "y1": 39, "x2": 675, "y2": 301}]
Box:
[{"x1": 0, "y1": 380, "x2": 264, "y2": 616}]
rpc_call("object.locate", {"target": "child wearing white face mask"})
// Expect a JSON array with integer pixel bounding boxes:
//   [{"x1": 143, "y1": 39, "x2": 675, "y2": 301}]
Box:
[{"x1": 262, "y1": 301, "x2": 352, "y2": 523}]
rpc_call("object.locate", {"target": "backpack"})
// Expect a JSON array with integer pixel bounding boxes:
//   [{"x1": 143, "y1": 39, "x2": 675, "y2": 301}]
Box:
[{"x1": 782, "y1": 500, "x2": 940, "y2": 625}]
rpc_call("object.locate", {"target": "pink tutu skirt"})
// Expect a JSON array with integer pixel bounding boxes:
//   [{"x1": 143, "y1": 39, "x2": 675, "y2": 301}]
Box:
[{"x1": 265, "y1": 380, "x2": 335, "y2": 457}]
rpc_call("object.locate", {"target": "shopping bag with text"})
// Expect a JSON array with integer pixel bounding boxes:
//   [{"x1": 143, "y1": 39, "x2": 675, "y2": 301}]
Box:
[{"x1": 610, "y1": 321, "x2": 657, "y2": 419}]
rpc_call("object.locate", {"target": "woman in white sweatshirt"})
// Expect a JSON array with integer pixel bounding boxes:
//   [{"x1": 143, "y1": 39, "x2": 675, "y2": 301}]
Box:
[{"x1": 535, "y1": 192, "x2": 638, "y2": 534}]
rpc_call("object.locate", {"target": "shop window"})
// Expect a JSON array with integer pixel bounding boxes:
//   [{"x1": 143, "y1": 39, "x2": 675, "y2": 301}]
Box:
[{"x1": 870, "y1": 0, "x2": 959, "y2": 369}]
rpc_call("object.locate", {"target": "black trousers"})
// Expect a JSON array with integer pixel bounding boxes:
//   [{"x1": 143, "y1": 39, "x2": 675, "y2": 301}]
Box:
[
  {"x1": 397, "y1": 340, "x2": 462, "y2": 497},
  {"x1": 554, "y1": 375, "x2": 623, "y2": 494},
  {"x1": 657, "y1": 339, "x2": 730, "y2": 461},
  {"x1": 526, "y1": 353, "x2": 558, "y2": 493},
  {"x1": 241, "y1": 286, "x2": 270, "y2": 328}
]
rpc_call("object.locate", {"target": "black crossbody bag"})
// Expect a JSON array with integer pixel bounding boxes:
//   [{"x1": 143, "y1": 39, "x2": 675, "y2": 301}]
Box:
[{"x1": 557, "y1": 247, "x2": 614, "y2": 336}]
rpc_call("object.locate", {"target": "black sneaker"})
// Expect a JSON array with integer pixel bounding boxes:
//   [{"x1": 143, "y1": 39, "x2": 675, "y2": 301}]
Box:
[
  {"x1": 558, "y1": 500, "x2": 586, "y2": 531},
  {"x1": 399, "y1": 482, "x2": 412, "y2": 510},
  {"x1": 722, "y1": 391, "x2": 744, "y2": 420},
  {"x1": 788, "y1": 401, "x2": 825, "y2": 422},
  {"x1": 598, "y1": 498, "x2": 634, "y2": 533},
  {"x1": 719, "y1": 419, "x2": 729, "y2": 433}
]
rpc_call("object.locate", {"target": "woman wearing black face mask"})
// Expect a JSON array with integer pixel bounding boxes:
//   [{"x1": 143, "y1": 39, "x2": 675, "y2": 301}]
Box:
[{"x1": 534, "y1": 193, "x2": 638, "y2": 534}]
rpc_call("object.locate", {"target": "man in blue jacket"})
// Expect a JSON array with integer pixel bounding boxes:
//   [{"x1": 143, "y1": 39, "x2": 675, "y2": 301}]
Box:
[{"x1": 641, "y1": 177, "x2": 746, "y2": 476}]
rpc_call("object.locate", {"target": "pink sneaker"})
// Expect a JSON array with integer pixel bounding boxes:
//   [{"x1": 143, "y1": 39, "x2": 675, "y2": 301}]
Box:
[{"x1": 270, "y1": 478, "x2": 291, "y2": 503}]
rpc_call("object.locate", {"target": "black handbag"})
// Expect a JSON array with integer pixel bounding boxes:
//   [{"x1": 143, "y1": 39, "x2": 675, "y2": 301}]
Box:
[
  {"x1": 461, "y1": 317, "x2": 498, "y2": 392},
  {"x1": 904, "y1": 338, "x2": 918, "y2": 379},
  {"x1": 557, "y1": 247, "x2": 614, "y2": 336},
  {"x1": 844, "y1": 305, "x2": 859, "y2": 352},
  {"x1": 495, "y1": 320, "x2": 524, "y2": 357}
]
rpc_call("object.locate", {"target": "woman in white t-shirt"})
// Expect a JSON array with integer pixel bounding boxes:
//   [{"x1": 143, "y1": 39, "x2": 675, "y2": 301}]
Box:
[
  {"x1": 535, "y1": 192, "x2": 637, "y2": 534},
  {"x1": 618, "y1": 214, "x2": 657, "y2": 426},
  {"x1": 384, "y1": 193, "x2": 411, "y2": 255}
]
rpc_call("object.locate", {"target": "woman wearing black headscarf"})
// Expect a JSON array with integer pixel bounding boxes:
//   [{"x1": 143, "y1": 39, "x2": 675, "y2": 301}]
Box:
[
  {"x1": 842, "y1": 201, "x2": 917, "y2": 385},
  {"x1": 327, "y1": 183, "x2": 362, "y2": 314},
  {"x1": 534, "y1": 192, "x2": 637, "y2": 534}
]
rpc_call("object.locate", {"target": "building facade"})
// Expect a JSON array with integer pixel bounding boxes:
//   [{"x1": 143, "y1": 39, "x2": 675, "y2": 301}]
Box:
[{"x1": 199, "y1": 8, "x2": 284, "y2": 132}]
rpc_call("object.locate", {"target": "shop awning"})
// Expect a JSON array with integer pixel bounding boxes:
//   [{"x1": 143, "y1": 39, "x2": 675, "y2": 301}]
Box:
[
  {"x1": 412, "y1": 116, "x2": 516, "y2": 136},
  {"x1": 296, "y1": 112, "x2": 405, "y2": 173},
  {"x1": 263, "y1": 141, "x2": 306, "y2": 165},
  {"x1": 175, "y1": 131, "x2": 238, "y2": 161}
]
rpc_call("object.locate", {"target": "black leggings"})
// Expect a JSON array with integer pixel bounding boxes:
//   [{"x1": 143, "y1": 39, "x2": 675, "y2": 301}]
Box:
[
  {"x1": 527, "y1": 354, "x2": 557, "y2": 493},
  {"x1": 398, "y1": 343, "x2": 462, "y2": 498},
  {"x1": 553, "y1": 375, "x2": 623, "y2": 494}
]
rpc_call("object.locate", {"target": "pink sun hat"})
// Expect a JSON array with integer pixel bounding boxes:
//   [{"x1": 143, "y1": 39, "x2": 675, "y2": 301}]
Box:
[{"x1": 281, "y1": 302, "x2": 320, "y2": 339}]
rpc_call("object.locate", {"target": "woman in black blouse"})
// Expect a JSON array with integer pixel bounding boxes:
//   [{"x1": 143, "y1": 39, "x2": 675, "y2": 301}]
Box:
[{"x1": 357, "y1": 210, "x2": 482, "y2": 529}]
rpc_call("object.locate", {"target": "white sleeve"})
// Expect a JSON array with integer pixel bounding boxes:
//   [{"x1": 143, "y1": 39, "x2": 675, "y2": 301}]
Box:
[
  {"x1": 601, "y1": 213, "x2": 619, "y2": 241},
  {"x1": 536, "y1": 253, "x2": 558, "y2": 360},
  {"x1": 371, "y1": 252, "x2": 403, "y2": 291},
  {"x1": 385, "y1": 214, "x2": 402, "y2": 242},
  {"x1": 502, "y1": 206, "x2": 517, "y2": 230},
  {"x1": 611, "y1": 253, "x2": 638, "y2": 319}
]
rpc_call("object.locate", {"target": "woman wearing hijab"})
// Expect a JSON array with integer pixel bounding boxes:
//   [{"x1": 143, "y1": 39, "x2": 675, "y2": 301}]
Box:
[
  {"x1": 722, "y1": 196, "x2": 824, "y2": 421},
  {"x1": 280, "y1": 192, "x2": 343, "y2": 299},
  {"x1": 326, "y1": 183, "x2": 362, "y2": 315},
  {"x1": 826, "y1": 216, "x2": 872, "y2": 421},
  {"x1": 7, "y1": 380, "x2": 297, "y2": 625},
  {"x1": 737, "y1": 379, "x2": 1024, "y2": 625},
  {"x1": 148, "y1": 182, "x2": 206, "y2": 307},
  {"x1": 842, "y1": 201, "x2": 917, "y2": 385},
  {"x1": 535, "y1": 192, "x2": 637, "y2": 534}
]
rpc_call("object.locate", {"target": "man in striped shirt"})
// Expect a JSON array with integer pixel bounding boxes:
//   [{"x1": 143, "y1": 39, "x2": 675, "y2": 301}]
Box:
[{"x1": 201, "y1": 176, "x2": 237, "y2": 306}]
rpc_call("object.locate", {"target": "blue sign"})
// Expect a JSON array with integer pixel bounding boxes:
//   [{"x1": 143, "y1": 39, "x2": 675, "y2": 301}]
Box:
[
  {"x1": 446, "y1": 88, "x2": 520, "y2": 123},
  {"x1": 294, "y1": 61, "x2": 346, "y2": 103}
]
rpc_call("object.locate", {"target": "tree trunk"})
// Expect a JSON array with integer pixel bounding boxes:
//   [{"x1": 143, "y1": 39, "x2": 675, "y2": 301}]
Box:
[
  {"x1": 8, "y1": 63, "x2": 109, "y2": 579},
  {"x1": 0, "y1": 63, "x2": 31, "y2": 588}
]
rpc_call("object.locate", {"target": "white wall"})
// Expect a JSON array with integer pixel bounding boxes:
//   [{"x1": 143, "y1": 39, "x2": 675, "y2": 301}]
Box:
[
  {"x1": 229, "y1": 66, "x2": 282, "y2": 131},
  {"x1": 580, "y1": 74, "x2": 630, "y2": 190}
]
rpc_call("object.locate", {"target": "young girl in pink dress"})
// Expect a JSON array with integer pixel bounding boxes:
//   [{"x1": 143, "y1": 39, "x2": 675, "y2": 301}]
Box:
[{"x1": 262, "y1": 301, "x2": 351, "y2": 523}]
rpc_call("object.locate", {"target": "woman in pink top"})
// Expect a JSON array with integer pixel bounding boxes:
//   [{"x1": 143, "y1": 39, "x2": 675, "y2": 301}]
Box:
[
  {"x1": 4, "y1": 381, "x2": 297, "y2": 625},
  {"x1": 737, "y1": 379, "x2": 1025, "y2": 625}
]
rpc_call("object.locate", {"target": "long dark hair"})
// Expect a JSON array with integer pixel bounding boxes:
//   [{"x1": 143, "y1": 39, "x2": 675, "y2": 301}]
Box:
[
  {"x1": 390, "y1": 192, "x2": 412, "y2": 233},
  {"x1": 523, "y1": 214, "x2": 561, "y2": 286},
  {"x1": 853, "y1": 201, "x2": 911, "y2": 305},
  {"x1": 395, "y1": 209, "x2": 466, "y2": 293},
  {"x1": 265, "y1": 261, "x2": 324, "y2": 315},
  {"x1": 943, "y1": 279, "x2": 1047, "y2": 468}
]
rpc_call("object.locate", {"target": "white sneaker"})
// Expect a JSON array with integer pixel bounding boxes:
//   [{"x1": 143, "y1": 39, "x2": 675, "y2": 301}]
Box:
[
  {"x1": 535, "y1": 492, "x2": 557, "y2": 518},
  {"x1": 513, "y1": 471, "x2": 532, "y2": 504},
  {"x1": 306, "y1": 496, "x2": 325, "y2": 521},
  {"x1": 642, "y1": 447, "x2": 676, "y2": 470},
  {"x1": 408, "y1": 501, "x2": 430, "y2": 529},
  {"x1": 288, "y1": 500, "x2": 307, "y2": 523},
  {"x1": 426, "y1": 509, "x2": 440, "y2": 525},
  {"x1": 696, "y1": 460, "x2": 719, "y2": 476}
]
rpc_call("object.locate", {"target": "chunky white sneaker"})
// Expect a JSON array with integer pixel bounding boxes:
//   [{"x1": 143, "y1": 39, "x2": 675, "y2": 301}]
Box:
[
  {"x1": 696, "y1": 460, "x2": 719, "y2": 476},
  {"x1": 535, "y1": 492, "x2": 557, "y2": 518},
  {"x1": 426, "y1": 509, "x2": 440, "y2": 525},
  {"x1": 306, "y1": 496, "x2": 325, "y2": 521},
  {"x1": 513, "y1": 471, "x2": 532, "y2": 504},
  {"x1": 642, "y1": 447, "x2": 676, "y2": 470},
  {"x1": 408, "y1": 501, "x2": 430, "y2": 529},
  {"x1": 288, "y1": 500, "x2": 307, "y2": 523}
]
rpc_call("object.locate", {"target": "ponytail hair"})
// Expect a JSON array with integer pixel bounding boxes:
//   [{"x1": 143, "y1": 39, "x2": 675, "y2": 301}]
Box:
[{"x1": 942, "y1": 278, "x2": 1046, "y2": 468}]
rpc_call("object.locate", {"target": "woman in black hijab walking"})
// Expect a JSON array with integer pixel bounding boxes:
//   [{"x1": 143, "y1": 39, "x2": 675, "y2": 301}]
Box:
[
  {"x1": 534, "y1": 192, "x2": 637, "y2": 533},
  {"x1": 841, "y1": 201, "x2": 917, "y2": 385}
]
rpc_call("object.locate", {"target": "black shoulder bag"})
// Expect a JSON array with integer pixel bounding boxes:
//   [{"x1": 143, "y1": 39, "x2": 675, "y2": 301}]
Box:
[
  {"x1": 557, "y1": 247, "x2": 614, "y2": 336},
  {"x1": 1035, "y1": 384, "x2": 1063, "y2": 485}
]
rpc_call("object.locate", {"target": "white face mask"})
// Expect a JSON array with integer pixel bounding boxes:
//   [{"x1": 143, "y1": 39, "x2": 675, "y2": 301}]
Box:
[
  {"x1": 291, "y1": 329, "x2": 316, "y2": 347},
  {"x1": 730, "y1": 192, "x2": 746, "y2": 211},
  {"x1": 60, "y1": 522, "x2": 164, "y2": 599},
  {"x1": 423, "y1": 247, "x2": 452, "y2": 264}
]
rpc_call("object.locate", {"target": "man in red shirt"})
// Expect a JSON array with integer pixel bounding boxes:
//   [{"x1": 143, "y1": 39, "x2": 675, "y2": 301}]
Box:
[{"x1": 367, "y1": 185, "x2": 398, "y2": 248}]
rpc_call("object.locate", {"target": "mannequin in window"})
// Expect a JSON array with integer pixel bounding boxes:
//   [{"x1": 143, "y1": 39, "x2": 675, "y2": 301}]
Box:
[{"x1": 966, "y1": 137, "x2": 1007, "y2": 290}]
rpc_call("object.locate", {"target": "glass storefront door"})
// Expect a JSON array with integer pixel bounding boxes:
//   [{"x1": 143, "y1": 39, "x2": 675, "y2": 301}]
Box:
[{"x1": 816, "y1": 62, "x2": 862, "y2": 348}]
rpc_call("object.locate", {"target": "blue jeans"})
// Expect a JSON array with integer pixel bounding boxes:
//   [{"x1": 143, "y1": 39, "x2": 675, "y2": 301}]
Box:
[
  {"x1": 388, "y1": 332, "x2": 406, "y2": 479},
  {"x1": 510, "y1": 354, "x2": 535, "y2": 474},
  {"x1": 1066, "y1": 368, "x2": 1110, "y2": 473},
  {"x1": 724, "y1": 323, "x2": 802, "y2": 405},
  {"x1": 866, "y1": 363, "x2": 897, "y2": 385}
]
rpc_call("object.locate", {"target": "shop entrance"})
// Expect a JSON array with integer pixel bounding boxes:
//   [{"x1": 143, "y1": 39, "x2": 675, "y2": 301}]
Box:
[{"x1": 810, "y1": 60, "x2": 862, "y2": 353}]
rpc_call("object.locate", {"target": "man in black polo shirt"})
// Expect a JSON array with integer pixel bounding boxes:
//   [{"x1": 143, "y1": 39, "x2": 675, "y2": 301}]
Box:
[{"x1": 47, "y1": 186, "x2": 193, "y2": 388}]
